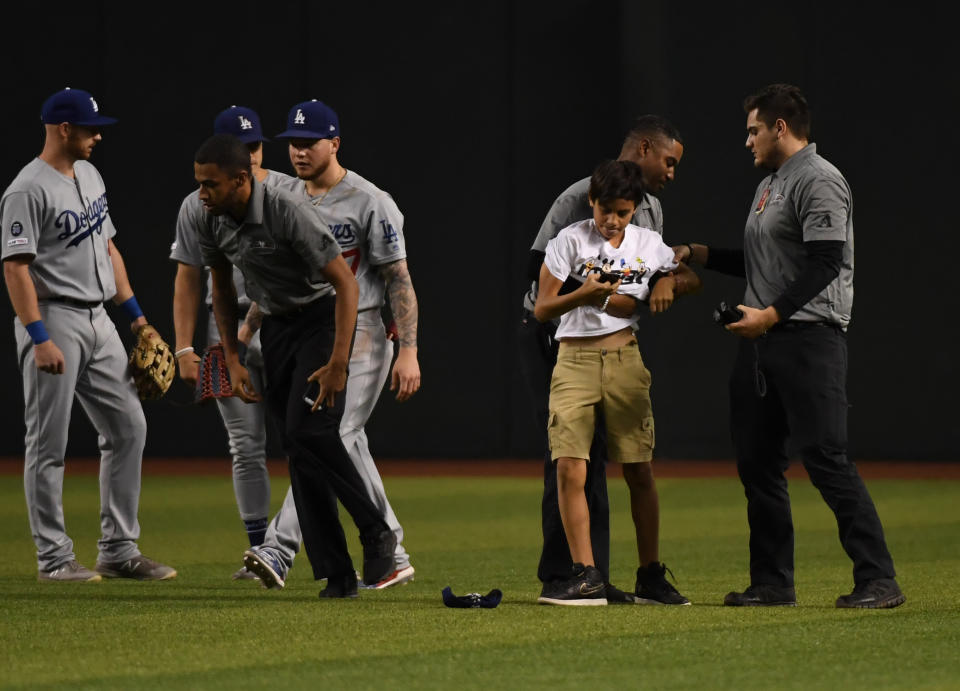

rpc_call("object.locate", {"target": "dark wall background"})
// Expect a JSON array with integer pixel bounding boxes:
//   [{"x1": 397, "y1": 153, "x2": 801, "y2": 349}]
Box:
[{"x1": 1, "y1": 2, "x2": 955, "y2": 461}]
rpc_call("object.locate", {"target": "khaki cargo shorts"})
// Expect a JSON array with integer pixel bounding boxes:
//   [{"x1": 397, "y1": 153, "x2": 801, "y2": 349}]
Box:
[{"x1": 547, "y1": 341, "x2": 655, "y2": 463}]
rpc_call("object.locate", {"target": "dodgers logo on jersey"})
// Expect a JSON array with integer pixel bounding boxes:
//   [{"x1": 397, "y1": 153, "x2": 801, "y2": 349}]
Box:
[
  {"x1": 56, "y1": 193, "x2": 110, "y2": 248},
  {"x1": 10, "y1": 221, "x2": 23, "y2": 236},
  {"x1": 379, "y1": 219, "x2": 398, "y2": 243},
  {"x1": 330, "y1": 223, "x2": 355, "y2": 246}
]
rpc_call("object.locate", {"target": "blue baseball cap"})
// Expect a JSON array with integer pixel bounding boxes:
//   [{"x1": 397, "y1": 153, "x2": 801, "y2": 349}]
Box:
[
  {"x1": 213, "y1": 105, "x2": 269, "y2": 144},
  {"x1": 40, "y1": 88, "x2": 117, "y2": 126},
  {"x1": 275, "y1": 99, "x2": 340, "y2": 140}
]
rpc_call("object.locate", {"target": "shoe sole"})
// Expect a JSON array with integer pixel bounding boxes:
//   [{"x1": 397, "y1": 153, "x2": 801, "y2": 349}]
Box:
[
  {"x1": 232, "y1": 569, "x2": 260, "y2": 581},
  {"x1": 537, "y1": 596, "x2": 608, "y2": 606},
  {"x1": 362, "y1": 565, "x2": 415, "y2": 590},
  {"x1": 243, "y1": 551, "x2": 285, "y2": 590},
  {"x1": 38, "y1": 574, "x2": 102, "y2": 583},
  {"x1": 635, "y1": 597, "x2": 692, "y2": 606},
  {"x1": 96, "y1": 568, "x2": 177, "y2": 581},
  {"x1": 836, "y1": 594, "x2": 906, "y2": 609}
]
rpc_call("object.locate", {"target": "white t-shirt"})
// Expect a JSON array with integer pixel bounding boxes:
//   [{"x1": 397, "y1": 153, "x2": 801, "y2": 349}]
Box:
[{"x1": 544, "y1": 219, "x2": 677, "y2": 339}]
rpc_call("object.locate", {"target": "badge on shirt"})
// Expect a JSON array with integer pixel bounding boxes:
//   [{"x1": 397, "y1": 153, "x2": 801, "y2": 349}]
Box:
[{"x1": 755, "y1": 188, "x2": 770, "y2": 214}]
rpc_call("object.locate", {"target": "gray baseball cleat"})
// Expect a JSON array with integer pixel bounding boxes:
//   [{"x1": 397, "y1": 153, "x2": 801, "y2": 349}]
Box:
[
  {"x1": 96, "y1": 555, "x2": 177, "y2": 580},
  {"x1": 38, "y1": 560, "x2": 102, "y2": 583},
  {"x1": 243, "y1": 547, "x2": 286, "y2": 590}
]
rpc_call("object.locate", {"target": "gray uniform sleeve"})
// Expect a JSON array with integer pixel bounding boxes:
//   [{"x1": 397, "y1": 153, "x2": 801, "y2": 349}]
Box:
[
  {"x1": 1, "y1": 191, "x2": 41, "y2": 260},
  {"x1": 797, "y1": 174, "x2": 849, "y2": 242},
  {"x1": 365, "y1": 193, "x2": 407, "y2": 266},
  {"x1": 169, "y1": 193, "x2": 205, "y2": 266},
  {"x1": 531, "y1": 193, "x2": 591, "y2": 252}
]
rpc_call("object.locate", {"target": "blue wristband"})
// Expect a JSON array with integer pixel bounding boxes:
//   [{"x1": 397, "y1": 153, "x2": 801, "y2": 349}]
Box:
[
  {"x1": 120, "y1": 296, "x2": 144, "y2": 322},
  {"x1": 25, "y1": 320, "x2": 50, "y2": 345}
]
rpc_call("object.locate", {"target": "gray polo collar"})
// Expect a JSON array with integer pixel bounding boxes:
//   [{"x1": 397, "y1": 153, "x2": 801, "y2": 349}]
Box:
[{"x1": 776, "y1": 142, "x2": 817, "y2": 178}]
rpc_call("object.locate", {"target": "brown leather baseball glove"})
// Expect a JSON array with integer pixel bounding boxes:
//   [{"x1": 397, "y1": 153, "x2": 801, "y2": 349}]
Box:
[{"x1": 128, "y1": 324, "x2": 176, "y2": 400}]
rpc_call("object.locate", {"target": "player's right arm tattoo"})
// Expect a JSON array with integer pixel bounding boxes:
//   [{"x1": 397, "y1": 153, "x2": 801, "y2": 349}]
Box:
[
  {"x1": 380, "y1": 259, "x2": 418, "y2": 348},
  {"x1": 243, "y1": 301, "x2": 264, "y2": 334}
]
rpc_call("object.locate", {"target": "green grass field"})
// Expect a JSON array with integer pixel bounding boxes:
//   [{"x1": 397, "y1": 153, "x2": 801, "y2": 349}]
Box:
[{"x1": 1, "y1": 470, "x2": 958, "y2": 690}]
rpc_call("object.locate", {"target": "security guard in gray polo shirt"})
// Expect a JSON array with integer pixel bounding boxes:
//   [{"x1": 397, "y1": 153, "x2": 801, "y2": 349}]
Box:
[
  {"x1": 678, "y1": 84, "x2": 904, "y2": 609},
  {"x1": 190, "y1": 133, "x2": 396, "y2": 598}
]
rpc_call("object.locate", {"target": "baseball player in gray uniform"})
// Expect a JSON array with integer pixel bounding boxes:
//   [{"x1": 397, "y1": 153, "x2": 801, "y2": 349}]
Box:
[
  {"x1": 241, "y1": 99, "x2": 421, "y2": 590},
  {"x1": 1, "y1": 87, "x2": 175, "y2": 582},
  {"x1": 169, "y1": 106, "x2": 293, "y2": 579},
  {"x1": 520, "y1": 115, "x2": 695, "y2": 604}
]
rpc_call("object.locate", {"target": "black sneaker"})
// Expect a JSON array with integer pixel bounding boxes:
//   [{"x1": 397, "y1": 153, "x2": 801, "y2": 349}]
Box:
[
  {"x1": 319, "y1": 571, "x2": 359, "y2": 599},
  {"x1": 635, "y1": 562, "x2": 691, "y2": 605},
  {"x1": 537, "y1": 563, "x2": 607, "y2": 606},
  {"x1": 605, "y1": 582, "x2": 638, "y2": 605},
  {"x1": 723, "y1": 584, "x2": 797, "y2": 606},
  {"x1": 836, "y1": 578, "x2": 905, "y2": 609},
  {"x1": 360, "y1": 527, "x2": 397, "y2": 585}
]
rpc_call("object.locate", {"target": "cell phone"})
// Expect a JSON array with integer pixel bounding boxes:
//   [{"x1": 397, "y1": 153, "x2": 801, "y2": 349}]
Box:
[
  {"x1": 713, "y1": 301, "x2": 744, "y2": 326},
  {"x1": 303, "y1": 380, "x2": 323, "y2": 409},
  {"x1": 597, "y1": 271, "x2": 619, "y2": 284}
]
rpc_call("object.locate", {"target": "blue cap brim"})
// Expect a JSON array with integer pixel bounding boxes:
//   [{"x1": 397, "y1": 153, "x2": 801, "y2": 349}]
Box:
[
  {"x1": 235, "y1": 133, "x2": 269, "y2": 144},
  {"x1": 274, "y1": 129, "x2": 335, "y2": 140},
  {"x1": 69, "y1": 115, "x2": 118, "y2": 126}
]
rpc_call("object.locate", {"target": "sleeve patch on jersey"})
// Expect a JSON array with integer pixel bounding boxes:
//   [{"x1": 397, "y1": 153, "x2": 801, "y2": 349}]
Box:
[
  {"x1": 10, "y1": 221, "x2": 23, "y2": 236},
  {"x1": 7, "y1": 237, "x2": 29, "y2": 247}
]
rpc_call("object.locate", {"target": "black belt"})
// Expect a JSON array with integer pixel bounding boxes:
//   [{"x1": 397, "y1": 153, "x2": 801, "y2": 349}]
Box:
[{"x1": 46, "y1": 296, "x2": 102, "y2": 308}]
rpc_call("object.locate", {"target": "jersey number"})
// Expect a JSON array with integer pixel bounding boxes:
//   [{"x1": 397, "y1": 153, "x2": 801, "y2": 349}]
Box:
[{"x1": 342, "y1": 248, "x2": 361, "y2": 275}]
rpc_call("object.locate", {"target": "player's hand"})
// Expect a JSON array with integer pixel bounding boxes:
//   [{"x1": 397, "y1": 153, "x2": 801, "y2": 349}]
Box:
[
  {"x1": 649, "y1": 275, "x2": 676, "y2": 314},
  {"x1": 578, "y1": 273, "x2": 620, "y2": 307},
  {"x1": 726, "y1": 304, "x2": 779, "y2": 339},
  {"x1": 34, "y1": 340, "x2": 65, "y2": 375},
  {"x1": 129, "y1": 315, "x2": 147, "y2": 335},
  {"x1": 672, "y1": 244, "x2": 692, "y2": 264},
  {"x1": 307, "y1": 360, "x2": 348, "y2": 412},
  {"x1": 227, "y1": 361, "x2": 261, "y2": 403},
  {"x1": 390, "y1": 347, "x2": 421, "y2": 402},
  {"x1": 177, "y1": 353, "x2": 201, "y2": 387}
]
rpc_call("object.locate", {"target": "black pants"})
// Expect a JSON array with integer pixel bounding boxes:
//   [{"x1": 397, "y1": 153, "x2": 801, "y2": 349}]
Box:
[
  {"x1": 260, "y1": 297, "x2": 389, "y2": 580},
  {"x1": 518, "y1": 308, "x2": 611, "y2": 583},
  {"x1": 729, "y1": 324, "x2": 896, "y2": 587}
]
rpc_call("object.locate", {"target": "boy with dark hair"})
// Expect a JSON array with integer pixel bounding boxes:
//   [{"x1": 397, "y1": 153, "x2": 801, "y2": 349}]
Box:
[{"x1": 533, "y1": 160, "x2": 697, "y2": 605}]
